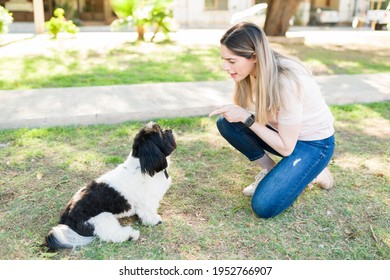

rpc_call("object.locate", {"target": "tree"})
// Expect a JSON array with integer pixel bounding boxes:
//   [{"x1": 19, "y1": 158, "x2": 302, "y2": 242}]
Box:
[
  {"x1": 0, "y1": 5, "x2": 13, "y2": 34},
  {"x1": 45, "y1": 8, "x2": 79, "y2": 39},
  {"x1": 110, "y1": 0, "x2": 173, "y2": 41},
  {"x1": 263, "y1": 0, "x2": 302, "y2": 36}
]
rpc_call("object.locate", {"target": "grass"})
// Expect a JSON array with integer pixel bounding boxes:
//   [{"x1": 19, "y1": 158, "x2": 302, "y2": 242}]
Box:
[
  {"x1": 0, "y1": 102, "x2": 389, "y2": 260},
  {"x1": 0, "y1": 39, "x2": 389, "y2": 90},
  {"x1": 0, "y1": 42, "x2": 225, "y2": 90},
  {"x1": 287, "y1": 44, "x2": 390, "y2": 75}
]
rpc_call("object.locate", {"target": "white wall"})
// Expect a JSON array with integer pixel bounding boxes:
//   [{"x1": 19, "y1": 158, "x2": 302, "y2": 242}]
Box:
[
  {"x1": 339, "y1": 0, "x2": 355, "y2": 22},
  {"x1": 173, "y1": 0, "x2": 254, "y2": 28}
]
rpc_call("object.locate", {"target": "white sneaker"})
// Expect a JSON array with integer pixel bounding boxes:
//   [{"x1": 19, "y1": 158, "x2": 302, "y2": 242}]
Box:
[
  {"x1": 312, "y1": 167, "x2": 334, "y2": 190},
  {"x1": 242, "y1": 169, "x2": 268, "y2": 196}
]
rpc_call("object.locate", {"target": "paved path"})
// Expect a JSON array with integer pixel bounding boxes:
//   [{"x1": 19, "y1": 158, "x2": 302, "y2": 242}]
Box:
[
  {"x1": 1, "y1": 73, "x2": 389, "y2": 130},
  {"x1": 1, "y1": 25, "x2": 389, "y2": 130}
]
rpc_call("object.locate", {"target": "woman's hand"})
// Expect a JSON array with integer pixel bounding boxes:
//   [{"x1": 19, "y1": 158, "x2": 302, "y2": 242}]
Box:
[
  {"x1": 209, "y1": 105, "x2": 251, "y2": 123},
  {"x1": 210, "y1": 105, "x2": 301, "y2": 157}
]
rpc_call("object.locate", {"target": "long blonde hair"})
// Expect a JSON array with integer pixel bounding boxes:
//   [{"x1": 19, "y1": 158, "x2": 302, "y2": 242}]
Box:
[{"x1": 220, "y1": 22, "x2": 310, "y2": 125}]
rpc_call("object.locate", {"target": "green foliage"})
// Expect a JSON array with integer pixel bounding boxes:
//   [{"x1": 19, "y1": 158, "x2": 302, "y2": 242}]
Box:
[
  {"x1": 110, "y1": 0, "x2": 173, "y2": 41},
  {"x1": 0, "y1": 5, "x2": 13, "y2": 34},
  {"x1": 149, "y1": 0, "x2": 174, "y2": 40},
  {"x1": 110, "y1": 0, "x2": 137, "y2": 18},
  {"x1": 45, "y1": 8, "x2": 79, "y2": 39}
]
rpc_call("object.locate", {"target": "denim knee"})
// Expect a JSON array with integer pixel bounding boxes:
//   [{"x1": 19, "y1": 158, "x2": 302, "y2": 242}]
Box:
[
  {"x1": 251, "y1": 200, "x2": 279, "y2": 219},
  {"x1": 216, "y1": 116, "x2": 229, "y2": 136}
]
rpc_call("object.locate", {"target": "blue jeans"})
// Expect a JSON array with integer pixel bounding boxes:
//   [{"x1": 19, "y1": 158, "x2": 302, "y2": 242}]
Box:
[{"x1": 216, "y1": 116, "x2": 335, "y2": 218}]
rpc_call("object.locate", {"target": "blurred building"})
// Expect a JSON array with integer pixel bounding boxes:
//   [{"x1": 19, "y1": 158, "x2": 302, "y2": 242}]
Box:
[{"x1": 1, "y1": 0, "x2": 380, "y2": 27}]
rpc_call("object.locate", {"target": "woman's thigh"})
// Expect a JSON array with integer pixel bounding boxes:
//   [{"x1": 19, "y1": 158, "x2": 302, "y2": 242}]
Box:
[{"x1": 216, "y1": 116, "x2": 281, "y2": 160}]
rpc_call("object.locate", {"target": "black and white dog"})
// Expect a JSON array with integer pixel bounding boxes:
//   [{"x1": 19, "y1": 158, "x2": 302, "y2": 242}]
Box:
[{"x1": 45, "y1": 122, "x2": 176, "y2": 250}]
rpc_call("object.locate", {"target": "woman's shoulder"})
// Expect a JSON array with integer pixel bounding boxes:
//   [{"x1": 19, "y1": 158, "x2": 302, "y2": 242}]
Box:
[
  {"x1": 279, "y1": 56, "x2": 306, "y2": 70},
  {"x1": 279, "y1": 56, "x2": 313, "y2": 81}
]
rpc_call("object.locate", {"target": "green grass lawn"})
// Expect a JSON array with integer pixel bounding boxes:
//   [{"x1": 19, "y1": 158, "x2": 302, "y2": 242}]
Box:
[
  {"x1": 1, "y1": 40, "x2": 389, "y2": 90},
  {"x1": 0, "y1": 102, "x2": 389, "y2": 260}
]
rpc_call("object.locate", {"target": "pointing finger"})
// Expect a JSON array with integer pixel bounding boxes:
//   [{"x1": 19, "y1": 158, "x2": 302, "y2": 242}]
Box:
[
  {"x1": 208, "y1": 105, "x2": 232, "y2": 117},
  {"x1": 208, "y1": 108, "x2": 223, "y2": 117}
]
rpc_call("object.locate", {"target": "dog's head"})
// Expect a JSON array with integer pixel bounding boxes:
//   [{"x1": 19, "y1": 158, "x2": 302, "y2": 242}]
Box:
[{"x1": 132, "y1": 122, "x2": 176, "y2": 177}]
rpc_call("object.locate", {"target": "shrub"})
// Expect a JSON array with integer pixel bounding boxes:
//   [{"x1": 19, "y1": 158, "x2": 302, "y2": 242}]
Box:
[
  {"x1": 110, "y1": 0, "x2": 174, "y2": 41},
  {"x1": 45, "y1": 8, "x2": 79, "y2": 39},
  {"x1": 0, "y1": 5, "x2": 13, "y2": 34}
]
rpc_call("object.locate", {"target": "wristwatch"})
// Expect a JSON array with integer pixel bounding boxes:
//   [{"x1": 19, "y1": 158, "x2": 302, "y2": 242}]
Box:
[{"x1": 243, "y1": 114, "x2": 255, "y2": 127}]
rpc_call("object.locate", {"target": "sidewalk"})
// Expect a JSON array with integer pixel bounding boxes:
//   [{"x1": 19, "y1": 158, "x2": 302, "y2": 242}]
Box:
[
  {"x1": 1, "y1": 73, "x2": 389, "y2": 130},
  {"x1": 1, "y1": 25, "x2": 390, "y2": 130}
]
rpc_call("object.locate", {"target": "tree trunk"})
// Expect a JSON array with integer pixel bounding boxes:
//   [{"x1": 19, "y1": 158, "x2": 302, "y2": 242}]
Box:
[
  {"x1": 137, "y1": 25, "x2": 145, "y2": 41},
  {"x1": 264, "y1": 0, "x2": 302, "y2": 36}
]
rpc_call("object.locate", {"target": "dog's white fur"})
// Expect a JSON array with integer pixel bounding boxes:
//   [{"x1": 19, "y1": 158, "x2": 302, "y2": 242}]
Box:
[
  {"x1": 45, "y1": 123, "x2": 176, "y2": 250},
  {"x1": 89, "y1": 156, "x2": 171, "y2": 242},
  {"x1": 93, "y1": 156, "x2": 172, "y2": 237}
]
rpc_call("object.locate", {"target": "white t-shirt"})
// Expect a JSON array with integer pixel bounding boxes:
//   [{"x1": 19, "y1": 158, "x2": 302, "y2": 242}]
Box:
[{"x1": 267, "y1": 59, "x2": 335, "y2": 141}]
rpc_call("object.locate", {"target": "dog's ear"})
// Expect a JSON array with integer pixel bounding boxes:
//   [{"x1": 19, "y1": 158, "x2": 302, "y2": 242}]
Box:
[{"x1": 137, "y1": 138, "x2": 168, "y2": 177}]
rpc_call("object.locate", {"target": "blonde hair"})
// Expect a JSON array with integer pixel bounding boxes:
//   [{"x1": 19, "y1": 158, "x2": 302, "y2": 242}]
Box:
[{"x1": 220, "y1": 22, "x2": 310, "y2": 125}]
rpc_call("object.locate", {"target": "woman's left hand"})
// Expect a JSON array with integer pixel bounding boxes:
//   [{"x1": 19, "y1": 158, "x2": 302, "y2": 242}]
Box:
[{"x1": 209, "y1": 104, "x2": 251, "y2": 123}]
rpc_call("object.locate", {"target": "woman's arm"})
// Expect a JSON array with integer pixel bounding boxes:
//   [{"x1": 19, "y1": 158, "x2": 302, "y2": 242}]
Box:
[
  {"x1": 209, "y1": 104, "x2": 300, "y2": 157},
  {"x1": 249, "y1": 122, "x2": 300, "y2": 157}
]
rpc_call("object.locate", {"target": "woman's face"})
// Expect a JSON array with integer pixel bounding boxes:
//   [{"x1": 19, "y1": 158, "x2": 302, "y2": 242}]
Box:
[{"x1": 221, "y1": 45, "x2": 257, "y2": 82}]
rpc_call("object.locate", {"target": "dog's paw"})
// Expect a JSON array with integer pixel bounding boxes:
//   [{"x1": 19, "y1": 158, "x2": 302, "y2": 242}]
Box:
[
  {"x1": 141, "y1": 214, "x2": 162, "y2": 226},
  {"x1": 152, "y1": 214, "x2": 163, "y2": 226},
  {"x1": 128, "y1": 230, "x2": 140, "y2": 242}
]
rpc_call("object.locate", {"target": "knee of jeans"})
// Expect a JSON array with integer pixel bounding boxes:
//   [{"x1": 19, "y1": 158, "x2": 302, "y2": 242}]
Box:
[
  {"x1": 216, "y1": 116, "x2": 228, "y2": 135},
  {"x1": 251, "y1": 198, "x2": 278, "y2": 219}
]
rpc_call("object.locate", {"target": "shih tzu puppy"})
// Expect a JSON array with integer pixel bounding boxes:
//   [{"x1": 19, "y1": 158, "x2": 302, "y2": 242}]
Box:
[{"x1": 45, "y1": 122, "x2": 176, "y2": 250}]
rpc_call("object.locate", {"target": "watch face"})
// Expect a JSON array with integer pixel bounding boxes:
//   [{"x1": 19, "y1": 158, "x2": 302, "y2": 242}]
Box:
[{"x1": 245, "y1": 114, "x2": 255, "y2": 127}]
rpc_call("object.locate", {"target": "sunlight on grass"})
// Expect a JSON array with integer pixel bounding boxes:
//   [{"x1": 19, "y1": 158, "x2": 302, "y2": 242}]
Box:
[
  {"x1": 1, "y1": 41, "x2": 389, "y2": 90},
  {"x1": 334, "y1": 60, "x2": 361, "y2": 70},
  {"x1": 104, "y1": 155, "x2": 124, "y2": 165},
  {"x1": 0, "y1": 44, "x2": 227, "y2": 90},
  {"x1": 332, "y1": 103, "x2": 386, "y2": 121},
  {"x1": 21, "y1": 128, "x2": 50, "y2": 139}
]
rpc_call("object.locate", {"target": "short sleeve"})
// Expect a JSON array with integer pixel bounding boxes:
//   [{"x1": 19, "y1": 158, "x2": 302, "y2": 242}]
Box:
[{"x1": 277, "y1": 77, "x2": 303, "y2": 126}]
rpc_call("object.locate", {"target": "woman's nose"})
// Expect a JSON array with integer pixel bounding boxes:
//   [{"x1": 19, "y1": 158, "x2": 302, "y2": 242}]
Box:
[{"x1": 222, "y1": 61, "x2": 230, "y2": 72}]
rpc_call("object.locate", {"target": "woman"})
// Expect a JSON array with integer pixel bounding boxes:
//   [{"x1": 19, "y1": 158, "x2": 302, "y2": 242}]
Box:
[{"x1": 209, "y1": 22, "x2": 335, "y2": 219}]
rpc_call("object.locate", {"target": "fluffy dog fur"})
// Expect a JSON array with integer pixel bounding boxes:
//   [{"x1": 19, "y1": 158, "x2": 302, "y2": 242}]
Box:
[{"x1": 45, "y1": 122, "x2": 176, "y2": 250}]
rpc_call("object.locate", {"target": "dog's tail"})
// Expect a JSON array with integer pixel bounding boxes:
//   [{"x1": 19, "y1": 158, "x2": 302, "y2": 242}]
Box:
[{"x1": 45, "y1": 224, "x2": 95, "y2": 250}]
